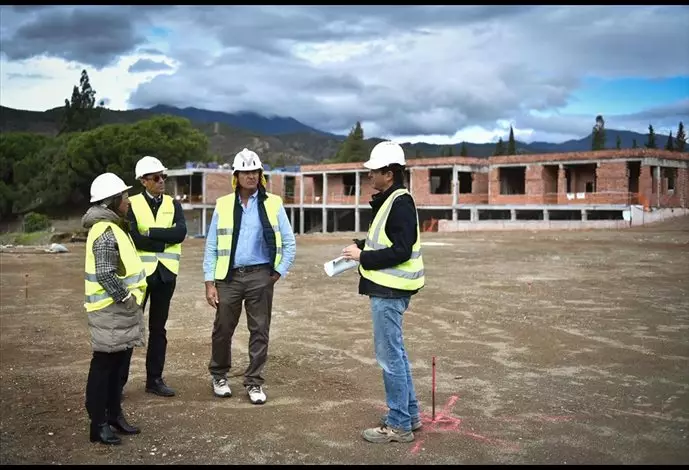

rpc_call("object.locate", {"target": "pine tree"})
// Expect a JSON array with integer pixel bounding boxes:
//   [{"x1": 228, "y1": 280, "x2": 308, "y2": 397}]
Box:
[
  {"x1": 665, "y1": 131, "x2": 674, "y2": 151},
  {"x1": 646, "y1": 124, "x2": 656, "y2": 149},
  {"x1": 334, "y1": 121, "x2": 367, "y2": 162},
  {"x1": 676, "y1": 121, "x2": 686, "y2": 152},
  {"x1": 459, "y1": 142, "x2": 468, "y2": 156},
  {"x1": 59, "y1": 69, "x2": 104, "y2": 135},
  {"x1": 494, "y1": 138, "x2": 505, "y2": 156},
  {"x1": 592, "y1": 115, "x2": 606, "y2": 151},
  {"x1": 616, "y1": 135, "x2": 621, "y2": 149},
  {"x1": 507, "y1": 125, "x2": 516, "y2": 155}
]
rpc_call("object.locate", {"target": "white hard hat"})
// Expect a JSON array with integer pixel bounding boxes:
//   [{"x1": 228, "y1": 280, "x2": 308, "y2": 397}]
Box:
[
  {"x1": 90, "y1": 172, "x2": 132, "y2": 203},
  {"x1": 232, "y1": 148, "x2": 263, "y2": 173},
  {"x1": 135, "y1": 155, "x2": 168, "y2": 179},
  {"x1": 363, "y1": 141, "x2": 406, "y2": 170}
]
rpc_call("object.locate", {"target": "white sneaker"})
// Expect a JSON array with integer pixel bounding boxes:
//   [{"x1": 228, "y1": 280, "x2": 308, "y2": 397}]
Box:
[
  {"x1": 212, "y1": 377, "x2": 232, "y2": 397},
  {"x1": 246, "y1": 385, "x2": 266, "y2": 405}
]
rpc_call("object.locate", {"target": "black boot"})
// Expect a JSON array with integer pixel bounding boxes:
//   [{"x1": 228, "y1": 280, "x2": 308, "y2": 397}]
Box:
[
  {"x1": 89, "y1": 422, "x2": 121, "y2": 445},
  {"x1": 145, "y1": 378, "x2": 175, "y2": 397},
  {"x1": 108, "y1": 413, "x2": 140, "y2": 435}
]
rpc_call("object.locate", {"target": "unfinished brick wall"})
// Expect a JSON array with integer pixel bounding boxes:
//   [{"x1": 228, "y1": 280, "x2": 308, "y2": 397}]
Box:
[
  {"x1": 268, "y1": 173, "x2": 284, "y2": 200},
  {"x1": 205, "y1": 173, "x2": 233, "y2": 203},
  {"x1": 526, "y1": 165, "x2": 546, "y2": 204},
  {"x1": 410, "y1": 168, "x2": 452, "y2": 206},
  {"x1": 594, "y1": 162, "x2": 629, "y2": 204},
  {"x1": 679, "y1": 168, "x2": 689, "y2": 208}
]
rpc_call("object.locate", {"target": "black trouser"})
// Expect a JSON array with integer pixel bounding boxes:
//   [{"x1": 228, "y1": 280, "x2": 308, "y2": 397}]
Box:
[
  {"x1": 208, "y1": 265, "x2": 274, "y2": 387},
  {"x1": 86, "y1": 349, "x2": 131, "y2": 424},
  {"x1": 121, "y1": 274, "x2": 176, "y2": 388}
]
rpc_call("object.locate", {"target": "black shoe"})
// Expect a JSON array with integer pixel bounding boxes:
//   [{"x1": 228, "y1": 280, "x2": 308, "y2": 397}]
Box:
[
  {"x1": 145, "y1": 378, "x2": 175, "y2": 397},
  {"x1": 89, "y1": 422, "x2": 122, "y2": 445},
  {"x1": 108, "y1": 413, "x2": 141, "y2": 435}
]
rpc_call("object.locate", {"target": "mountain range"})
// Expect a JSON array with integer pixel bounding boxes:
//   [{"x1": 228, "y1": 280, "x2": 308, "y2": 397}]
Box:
[{"x1": 0, "y1": 104, "x2": 679, "y2": 165}]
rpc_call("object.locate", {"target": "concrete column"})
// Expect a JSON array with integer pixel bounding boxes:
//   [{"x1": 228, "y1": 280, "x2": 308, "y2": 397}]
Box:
[
  {"x1": 581, "y1": 209, "x2": 588, "y2": 221},
  {"x1": 333, "y1": 213, "x2": 338, "y2": 232},
  {"x1": 510, "y1": 208, "x2": 517, "y2": 221},
  {"x1": 299, "y1": 174, "x2": 305, "y2": 234},
  {"x1": 201, "y1": 172, "x2": 207, "y2": 204},
  {"x1": 322, "y1": 172, "x2": 328, "y2": 234},
  {"x1": 355, "y1": 171, "x2": 361, "y2": 232},
  {"x1": 543, "y1": 209, "x2": 550, "y2": 221},
  {"x1": 655, "y1": 166, "x2": 661, "y2": 208},
  {"x1": 452, "y1": 165, "x2": 458, "y2": 208},
  {"x1": 290, "y1": 207, "x2": 295, "y2": 229},
  {"x1": 470, "y1": 208, "x2": 479, "y2": 222},
  {"x1": 452, "y1": 165, "x2": 458, "y2": 221},
  {"x1": 201, "y1": 208, "x2": 207, "y2": 237}
]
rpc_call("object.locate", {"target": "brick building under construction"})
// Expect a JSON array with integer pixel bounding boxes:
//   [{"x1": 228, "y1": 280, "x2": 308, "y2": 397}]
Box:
[{"x1": 167, "y1": 148, "x2": 689, "y2": 236}]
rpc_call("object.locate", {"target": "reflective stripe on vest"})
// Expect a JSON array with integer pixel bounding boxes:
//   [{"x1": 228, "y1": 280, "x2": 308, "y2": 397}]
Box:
[
  {"x1": 214, "y1": 192, "x2": 284, "y2": 280},
  {"x1": 358, "y1": 188, "x2": 425, "y2": 291},
  {"x1": 129, "y1": 193, "x2": 182, "y2": 276},
  {"x1": 84, "y1": 221, "x2": 148, "y2": 312}
]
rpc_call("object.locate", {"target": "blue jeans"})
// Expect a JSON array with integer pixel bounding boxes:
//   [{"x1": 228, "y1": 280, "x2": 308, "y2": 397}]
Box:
[{"x1": 370, "y1": 296, "x2": 419, "y2": 432}]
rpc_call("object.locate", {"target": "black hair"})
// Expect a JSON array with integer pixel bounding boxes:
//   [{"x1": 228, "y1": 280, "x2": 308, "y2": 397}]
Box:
[{"x1": 379, "y1": 163, "x2": 406, "y2": 186}]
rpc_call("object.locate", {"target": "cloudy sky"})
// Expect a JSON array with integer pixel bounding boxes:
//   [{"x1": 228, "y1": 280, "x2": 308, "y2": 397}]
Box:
[{"x1": 1, "y1": 5, "x2": 688, "y2": 145}]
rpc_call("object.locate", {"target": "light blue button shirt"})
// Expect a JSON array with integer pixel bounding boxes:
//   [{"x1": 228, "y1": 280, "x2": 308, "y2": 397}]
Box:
[{"x1": 203, "y1": 191, "x2": 296, "y2": 281}]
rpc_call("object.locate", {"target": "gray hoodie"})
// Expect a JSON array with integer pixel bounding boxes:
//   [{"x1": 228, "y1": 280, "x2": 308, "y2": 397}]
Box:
[{"x1": 83, "y1": 204, "x2": 145, "y2": 353}]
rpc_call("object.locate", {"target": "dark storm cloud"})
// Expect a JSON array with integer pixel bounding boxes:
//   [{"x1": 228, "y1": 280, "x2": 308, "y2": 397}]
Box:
[{"x1": 128, "y1": 59, "x2": 172, "y2": 73}]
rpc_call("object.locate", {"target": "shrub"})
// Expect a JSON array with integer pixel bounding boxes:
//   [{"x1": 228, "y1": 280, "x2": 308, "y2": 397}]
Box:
[{"x1": 23, "y1": 212, "x2": 51, "y2": 233}]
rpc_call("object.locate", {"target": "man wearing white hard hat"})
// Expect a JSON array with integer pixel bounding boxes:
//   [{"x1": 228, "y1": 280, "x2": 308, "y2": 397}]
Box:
[
  {"x1": 81, "y1": 172, "x2": 147, "y2": 445},
  {"x1": 121, "y1": 156, "x2": 187, "y2": 398},
  {"x1": 342, "y1": 141, "x2": 425, "y2": 444},
  {"x1": 203, "y1": 148, "x2": 296, "y2": 404}
]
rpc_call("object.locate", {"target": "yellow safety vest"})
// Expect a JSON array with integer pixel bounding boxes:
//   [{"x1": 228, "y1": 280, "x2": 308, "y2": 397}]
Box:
[
  {"x1": 84, "y1": 221, "x2": 148, "y2": 312},
  {"x1": 214, "y1": 192, "x2": 283, "y2": 280},
  {"x1": 129, "y1": 193, "x2": 182, "y2": 276},
  {"x1": 359, "y1": 188, "x2": 425, "y2": 291}
]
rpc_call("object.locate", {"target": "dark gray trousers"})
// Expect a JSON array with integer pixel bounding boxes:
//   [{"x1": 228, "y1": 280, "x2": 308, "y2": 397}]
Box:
[{"x1": 208, "y1": 265, "x2": 275, "y2": 387}]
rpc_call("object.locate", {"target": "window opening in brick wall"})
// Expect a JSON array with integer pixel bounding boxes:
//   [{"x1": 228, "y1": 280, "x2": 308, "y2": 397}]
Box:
[
  {"x1": 284, "y1": 176, "x2": 295, "y2": 202},
  {"x1": 499, "y1": 167, "x2": 526, "y2": 195},
  {"x1": 342, "y1": 173, "x2": 359, "y2": 196},
  {"x1": 627, "y1": 161, "x2": 640, "y2": 194},
  {"x1": 429, "y1": 169, "x2": 452, "y2": 194},
  {"x1": 663, "y1": 168, "x2": 676, "y2": 192},
  {"x1": 458, "y1": 172, "x2": 473, "y2": 194}
]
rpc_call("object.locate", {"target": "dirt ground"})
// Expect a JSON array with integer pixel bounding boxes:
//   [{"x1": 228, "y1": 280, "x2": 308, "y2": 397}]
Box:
[{"x1": 1, "y1": 218, "x2": 689, "y2": 465}]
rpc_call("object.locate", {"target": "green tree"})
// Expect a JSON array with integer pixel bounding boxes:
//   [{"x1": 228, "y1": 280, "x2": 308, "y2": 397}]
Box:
[
  {"x1": 507, "y1": 125, "x2": 516, "y2": 155},
  {"x1": 1, "y1": 115, "x2": 210, "y2": 218},
  {"x1": 333, "y1": 121, "x2": 367, "y2": 162},
  {"x1": 415, "y1": 149, "x2": 421, "y2": 158},
  {"x1": 494, "y1": 137, "x2": 505, "y2": 156},
  {"x1": 59, "y1": 69, "x2": 105, "y2": 135},
  {"x1": 592, "y1": 115, "x2": 606, "y2": 151},
  {"x1": 459, "y1": 142, "x2": 468, "y2": 156},
  {"x1": 646, "y1": 124, "x2": 656, "y2": 149},
  {"x1": 632, "y1": 139, "x2": 638, "y2": 149},
  {"x1": 665, "y1": 131, "x2": 674, "y2": 151},
  {"x1": 616, "y1": 135, "x2": 621, "y2": 149},
  {"x1": 676, "y1": 121, "x2": 686, "y2": 152}
]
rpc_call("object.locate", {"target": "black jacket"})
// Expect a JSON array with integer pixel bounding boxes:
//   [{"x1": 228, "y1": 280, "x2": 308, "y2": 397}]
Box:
[
  {"x1": 221, "y1": 187, "x2": 279, "y2": 283},
  {"x1": 128, "y1": 192, "x2": 187, "y2": 284},
  {"x1": 355, "y1": 183, "x2": 420, "y2": 298}
]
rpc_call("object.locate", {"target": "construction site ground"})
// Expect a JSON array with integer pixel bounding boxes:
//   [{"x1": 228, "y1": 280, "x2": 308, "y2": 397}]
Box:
[{"x1": 1, "y1": 217, "x2": 688, "y2": 465}]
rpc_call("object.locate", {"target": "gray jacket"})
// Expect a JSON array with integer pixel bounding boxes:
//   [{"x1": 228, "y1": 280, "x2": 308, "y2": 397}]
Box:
[{"x1": 82, "y1": 205, "x2": 146, "y2": 353}]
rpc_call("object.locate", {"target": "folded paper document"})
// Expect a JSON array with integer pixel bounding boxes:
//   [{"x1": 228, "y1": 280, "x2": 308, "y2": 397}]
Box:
[{"x1": 323, "y1": 256, "x2": 359, "y2": 277}]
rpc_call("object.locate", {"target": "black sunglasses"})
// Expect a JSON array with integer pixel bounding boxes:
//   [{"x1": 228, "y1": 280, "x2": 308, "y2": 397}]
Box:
[{"x1": 145, "y1": 174, "x2": 167, "y2": 182}]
